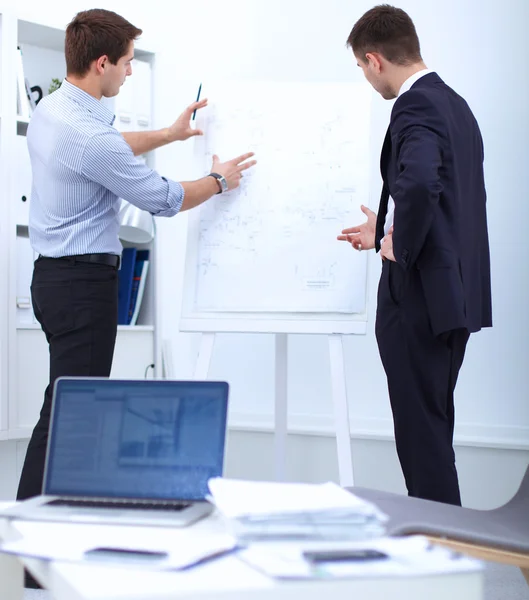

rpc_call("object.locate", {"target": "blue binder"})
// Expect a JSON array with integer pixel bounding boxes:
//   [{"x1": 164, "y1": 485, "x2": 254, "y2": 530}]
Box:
[
  {"x1": 127, "y1": 249, "x2": 150, "y2": 324},
  {"x1": 117, "y1": 247, "x2": 137, "y2": 325}
]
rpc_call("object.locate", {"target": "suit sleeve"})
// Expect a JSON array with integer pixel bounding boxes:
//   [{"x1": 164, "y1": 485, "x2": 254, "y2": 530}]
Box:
[{"x1": 390, "y1": 90, "x2": 444, "y2": 270}]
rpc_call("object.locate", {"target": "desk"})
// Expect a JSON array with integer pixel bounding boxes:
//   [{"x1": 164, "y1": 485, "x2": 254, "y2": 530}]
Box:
[
  {"x1": 352, "y1": 484, "x2": 529, "y2": 587},
  {"x1": 0, "y1": 506, "x2": 483, "y2": 600}
]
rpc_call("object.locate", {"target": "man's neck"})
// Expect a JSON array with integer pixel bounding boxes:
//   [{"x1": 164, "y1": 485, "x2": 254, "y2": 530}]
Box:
[
  {"x1": 65, "y1": 75, "x2": 103, "y2": 100},
  {"x1": 391, "y1": 61, "x2": 428, "y2": 97}
]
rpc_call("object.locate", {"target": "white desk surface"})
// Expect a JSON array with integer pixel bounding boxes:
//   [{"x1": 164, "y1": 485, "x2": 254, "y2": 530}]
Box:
[{"x1": 0, "y1": 504, "x2": 483, "y2": 600}]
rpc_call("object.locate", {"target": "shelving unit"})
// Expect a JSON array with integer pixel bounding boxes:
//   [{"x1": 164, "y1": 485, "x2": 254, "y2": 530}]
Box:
[{"x1": 0, "y1": 10, "x2": 163, "y2": 446}]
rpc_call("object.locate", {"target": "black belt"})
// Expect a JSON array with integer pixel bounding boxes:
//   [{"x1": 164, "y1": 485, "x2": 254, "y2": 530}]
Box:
[{"x1": 39, "y1": 253, "x2": 121, "y2": 269}]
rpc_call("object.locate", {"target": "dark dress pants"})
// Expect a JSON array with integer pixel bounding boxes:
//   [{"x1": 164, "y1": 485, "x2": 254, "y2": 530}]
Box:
[
  {"x1": 375, "y1": 260, "x2": 469, "y2": 506},
  {"x1": 16, "y1": 256, "x2": 118, "y2": 501}
]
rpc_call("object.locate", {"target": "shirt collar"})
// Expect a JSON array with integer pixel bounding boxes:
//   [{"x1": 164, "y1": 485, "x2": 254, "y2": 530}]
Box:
[
  {"x1": 398, "y1": 68, "x2": 434, "y2": 97},
  {"x1": 59, "y1": 79, "x2": 116, "y2": 126}
]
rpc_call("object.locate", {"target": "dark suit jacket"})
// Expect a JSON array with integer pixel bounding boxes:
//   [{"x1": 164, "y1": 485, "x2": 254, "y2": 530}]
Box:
[{"x1": 375, "y1": 72, "x2": 492, "y2": 336}]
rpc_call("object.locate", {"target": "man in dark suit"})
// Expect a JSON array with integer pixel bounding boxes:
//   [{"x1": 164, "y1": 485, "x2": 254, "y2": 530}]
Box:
[{"x1": 338, "y1": 5, "x2": 492, "y2": 505}]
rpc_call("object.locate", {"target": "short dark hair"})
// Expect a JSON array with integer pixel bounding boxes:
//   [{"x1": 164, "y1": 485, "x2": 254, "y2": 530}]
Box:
[
  {"x1": 65, "y1": 9, "x2": 142, "y2": 77},
  {"x1": 346, "y1": 4, "x2": 422, "y2": 66}
]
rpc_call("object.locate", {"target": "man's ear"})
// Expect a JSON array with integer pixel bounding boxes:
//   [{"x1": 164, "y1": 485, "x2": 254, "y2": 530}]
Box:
[
  {"x1": 365, "y1": 52, "x2": 383, "y2": 74},
  {"x1": 95, "y1": 55, "x2": 108, "y2": 74}
]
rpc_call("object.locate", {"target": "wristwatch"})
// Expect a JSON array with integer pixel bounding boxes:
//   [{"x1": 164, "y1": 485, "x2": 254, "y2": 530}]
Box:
[{"x1": 208, "y1": 172, "x2": 228, "y2": 194}]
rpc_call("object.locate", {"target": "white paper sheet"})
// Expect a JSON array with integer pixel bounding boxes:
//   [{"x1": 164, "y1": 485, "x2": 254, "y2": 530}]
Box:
[
  {"x1": 207, "y1": 478, "x2": 385, "y2": 520},
  {"x1": 237, "y1": 535, "x2": 482, "y2": 580},
  {"x1": 0, "y1": 519, "x2": 236, "y2": 570},
  {"x1": 192, "y1": 81, "x2": 371, "y2": 314}
]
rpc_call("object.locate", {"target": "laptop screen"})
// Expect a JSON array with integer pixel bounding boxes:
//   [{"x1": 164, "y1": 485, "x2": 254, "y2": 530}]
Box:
[{"x1": 44, "y1": 379, "x2": 229, "y2": 501}]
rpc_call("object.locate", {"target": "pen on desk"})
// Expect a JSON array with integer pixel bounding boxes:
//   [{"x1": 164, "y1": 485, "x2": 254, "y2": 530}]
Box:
[
  {"x1": 192, "y1": 83, "x2": 202, "y2": 120},
  {"x1": 180, "y1": 544, "x2": 243, "y2": 570}
]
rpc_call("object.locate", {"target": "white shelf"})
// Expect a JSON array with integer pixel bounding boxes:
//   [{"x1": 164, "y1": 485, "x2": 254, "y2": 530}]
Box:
[
  {"x1": 7, "y1": 427, "x2": 31, "y2": 440},
  {"x1": 18, "y1": 19, "x2": 64, "y2": 52},
  {"x1": 17, "y1": 18, "x2": 155, "y2": 57},
  {"x1": 1, "y1": 11, "x2": 161, "y2": 445},
  {"x1": 16, "y1": 324, "x2": 155, "y2": 331},
  {"x1": 0, "y1": 115, "x2": 30, "y2": 123}
]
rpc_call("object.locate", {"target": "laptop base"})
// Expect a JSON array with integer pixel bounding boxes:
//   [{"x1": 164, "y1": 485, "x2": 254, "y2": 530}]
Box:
[{"x1": 2, "y1": 495, "x2": 214, "y2": 528}]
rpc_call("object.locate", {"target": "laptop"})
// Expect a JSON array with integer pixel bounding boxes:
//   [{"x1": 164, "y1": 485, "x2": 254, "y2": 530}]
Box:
[{"x1": 4, "y1": 377, "x2": 229, "y2": 527}]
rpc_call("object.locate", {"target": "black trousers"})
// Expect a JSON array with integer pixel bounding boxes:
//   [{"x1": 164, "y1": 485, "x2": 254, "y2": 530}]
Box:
[
  {"x1": 17, "y1": 256, "x2": 119, "y2": 501},
  {"x1": 375, "y1": 260, "x2": 469, "y2": 506}
]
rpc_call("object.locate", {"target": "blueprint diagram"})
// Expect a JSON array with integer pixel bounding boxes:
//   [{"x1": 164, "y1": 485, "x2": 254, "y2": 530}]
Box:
[{"x1": 192, "y1": 81, "x2": 371, "y2": 314}]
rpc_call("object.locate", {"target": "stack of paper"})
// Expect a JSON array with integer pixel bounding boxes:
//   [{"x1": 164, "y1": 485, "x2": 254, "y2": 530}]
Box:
[
  {"x1": 207, "y1": 478, "x2": 388, "y2": 542},
  {"x1": 236, "y1": 535, "x2": 482, "y2": 580}
]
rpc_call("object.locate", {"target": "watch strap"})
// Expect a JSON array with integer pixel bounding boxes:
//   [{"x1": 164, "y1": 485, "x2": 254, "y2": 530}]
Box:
[{"x1": 208, "y1": 172, "x2": 228, "y2": 194}]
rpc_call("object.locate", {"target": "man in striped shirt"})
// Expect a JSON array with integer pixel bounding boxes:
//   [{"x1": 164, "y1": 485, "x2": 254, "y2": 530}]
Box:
[{"x1": 17, "y1": 9, "x2": 256, "y2": 504}]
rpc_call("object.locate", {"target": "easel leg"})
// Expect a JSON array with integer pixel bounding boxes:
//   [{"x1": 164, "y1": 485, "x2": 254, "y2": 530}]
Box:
[
  {"x1": 0, "y1": 554, "x2": 23, "y2": 600},
  {"x1": 194, "y1": 333, "x2": 215, "y2": 380},
  {"x1": 0, "y1": 520, "x2": 23, "y2": 600},
  {"x1": 161, "y1": 339, "x2": 175, "y2": 378},
  {"x1": 275, "y1": 333, "x2": 288, "y2": 482},
  {"x1": 328, "y1": 334, "x2": 354, "y2": 487}
]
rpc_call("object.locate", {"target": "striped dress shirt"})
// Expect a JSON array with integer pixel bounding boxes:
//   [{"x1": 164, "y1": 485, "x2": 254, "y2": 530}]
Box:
[{"x1": 28, "y1": 79, "x2": 184, "y2": 257}]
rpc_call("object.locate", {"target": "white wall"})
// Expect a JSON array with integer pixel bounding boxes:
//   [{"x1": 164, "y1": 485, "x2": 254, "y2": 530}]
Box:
[
  {"x1": 151, "y1": 0, "x2": 529, "y2": 505},
  {"x1": 152, "y1": 0, "x2": 529, "y2": 447},
  {"x1": 1, "y1": 0, "x2": 528, "y2": 505}
]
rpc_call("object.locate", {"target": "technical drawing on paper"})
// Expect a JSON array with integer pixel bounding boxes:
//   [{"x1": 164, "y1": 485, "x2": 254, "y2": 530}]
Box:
[{"x1": 192, "y1": 81, "x2": 371, "y2": 314}]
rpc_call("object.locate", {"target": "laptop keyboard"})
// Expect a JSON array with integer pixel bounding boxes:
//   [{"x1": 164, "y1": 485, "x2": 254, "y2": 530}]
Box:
[{"x1": 46, "y1": 499, "x2": 192, "y2": 511}]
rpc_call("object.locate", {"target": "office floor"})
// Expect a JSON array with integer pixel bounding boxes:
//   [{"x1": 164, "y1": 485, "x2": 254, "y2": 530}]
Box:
[
  {"x1": 22, "y1": 561, "x2": 529, "y2": 600},
  {"x1": 482, "y1": 561, "x2": 529, "y2": 599}
]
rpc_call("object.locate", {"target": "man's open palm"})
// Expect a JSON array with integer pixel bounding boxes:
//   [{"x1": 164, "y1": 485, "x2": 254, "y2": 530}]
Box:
[{"x1": 337, "y1": 205, "x2": 377, "y2": 251}]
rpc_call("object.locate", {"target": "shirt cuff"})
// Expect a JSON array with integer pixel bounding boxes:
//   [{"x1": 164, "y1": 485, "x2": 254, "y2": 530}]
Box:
[{"x1": 156, "y1": 177, "x2": 184, "y2": 217}]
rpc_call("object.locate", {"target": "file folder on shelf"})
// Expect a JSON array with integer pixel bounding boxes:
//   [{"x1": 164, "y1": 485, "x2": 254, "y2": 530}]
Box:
[
  {"x1": 128, "y1": 250, "x2": 149, "y2": 325},
  {"x1": 117, "y1": 247, "x2": 137, "y2": 325}
]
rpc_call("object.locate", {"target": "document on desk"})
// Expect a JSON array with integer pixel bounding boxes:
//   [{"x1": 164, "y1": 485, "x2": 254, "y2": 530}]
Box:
[
  {"x1": 0, "y1": 519, "x2": 237, "y2": 570},
  {"x1": 208, "y1": 479, "x2": 387, "y2": 517},
  {"x1": 207, "y1": 479, "x2": 387, "y2": 541},
  {"x1": 236, "y1": 536, "x2": 482, "y2": 580}
]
